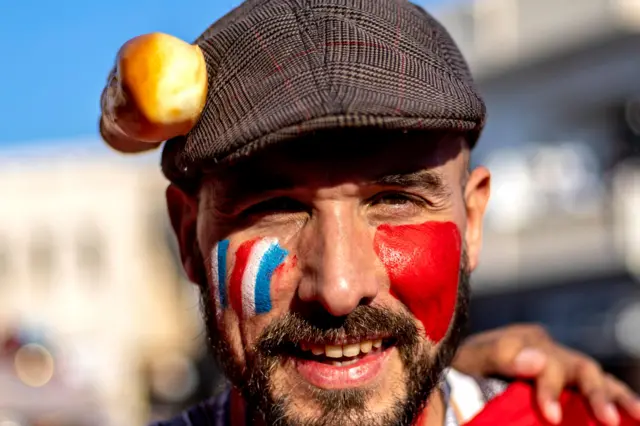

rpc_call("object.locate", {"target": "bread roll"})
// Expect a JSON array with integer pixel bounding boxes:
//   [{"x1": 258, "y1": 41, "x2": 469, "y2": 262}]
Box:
[{"x1": 99, "y1": 32, "x2": 208, "y2": 153}]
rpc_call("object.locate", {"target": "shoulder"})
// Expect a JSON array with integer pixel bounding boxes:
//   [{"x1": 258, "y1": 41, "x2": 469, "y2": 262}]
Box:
[
  {"x1": 148, "y1": 388, "x2": 231, "y2": 426},
  {"x1": 454, "y1": 374, "x2": 639, "y2": 425},
  {"x1": 446, "y1": 368, "x2": 509, "y2": 400},
  {"x1": 444, "y1": 368, "x2": 509, "y2": 423}
]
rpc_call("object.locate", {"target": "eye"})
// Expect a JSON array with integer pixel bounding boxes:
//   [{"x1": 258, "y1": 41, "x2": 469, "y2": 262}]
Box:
[
  {"x1": 370, "y1": 192, "x2": 427, "y2": 207},
  {"x1": 242, "y1": 197, "x2": 309, "y2": 217}
]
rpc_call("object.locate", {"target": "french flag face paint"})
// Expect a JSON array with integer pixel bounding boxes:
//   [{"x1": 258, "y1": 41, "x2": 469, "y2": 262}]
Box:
[
  {"x1": 212, "y1": 237, "x2": 289, "y2": 319},
  {"x1": 374, "y1": 221, "x2": 462, "y2": 343},
  {"x1": 211, "y1": 239, "x2": 231, "y2": 319}
]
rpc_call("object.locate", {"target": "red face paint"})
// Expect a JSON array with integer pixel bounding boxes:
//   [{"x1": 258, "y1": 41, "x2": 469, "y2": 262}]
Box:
[
  {"x1": 273, "y1": 255, "x2": 297, "y2": 279},
  {"x1": 374, "y1": 221, "x2": 462, "y2": 343},
  {"x1": 228, "y1": 239, "x2": 257, "y2": 318}
]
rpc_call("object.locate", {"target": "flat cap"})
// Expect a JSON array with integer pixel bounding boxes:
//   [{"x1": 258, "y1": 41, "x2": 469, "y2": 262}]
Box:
[{"x1": 157, "y1": 0, "x2": 485, "y2": 189}]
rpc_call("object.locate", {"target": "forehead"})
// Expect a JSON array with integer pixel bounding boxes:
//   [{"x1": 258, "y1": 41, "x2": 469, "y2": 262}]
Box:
[{"x1": 204, "y1": 130, "x2": 467, "y2": 197}]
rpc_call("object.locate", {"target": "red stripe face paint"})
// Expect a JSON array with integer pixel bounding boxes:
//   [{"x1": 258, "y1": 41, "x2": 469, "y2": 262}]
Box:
[
  {"x1": 228, "y1": 239, "x2": 259, "y2": 318},
  {"x1": 374, "y1": 221, "x2": 462, "y2": 343}
]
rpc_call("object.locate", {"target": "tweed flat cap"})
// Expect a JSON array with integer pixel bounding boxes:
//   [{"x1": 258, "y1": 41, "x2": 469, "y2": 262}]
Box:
[{"x1": 161, "y1": 0, "x2": 485, "y2": 190}]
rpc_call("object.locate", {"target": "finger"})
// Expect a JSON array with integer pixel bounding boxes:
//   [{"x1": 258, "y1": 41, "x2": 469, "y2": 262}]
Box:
[
  {"x1": 536, "y1": 357, "x2": 566, "y2": 425},
  {"x1": 453, "y1": 324, "x2": 551, "y2": 377},
  {"x1": 605, "y1": 374, "x2": 640, "y2": 420},
  {"x1": 512, "y1": 347, "x2": 548, "y2": 377},
  {"x1": 573, "y1": 360, "x2": 620, "y2": 426},
  {"x1": 499, "y1": 324, "x2": 552, "y2": 377},
  {"x1": 591, "y1": 394, "x2": 620, "y2": 426},
  {"x1": 453, "y1": 333, "x2": 527, "y2": 377}
]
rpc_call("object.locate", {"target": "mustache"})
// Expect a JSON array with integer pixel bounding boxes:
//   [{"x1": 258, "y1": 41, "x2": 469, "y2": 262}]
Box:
[{"x1": 256, "y1": 305, "x2": 420, "y2": 357}]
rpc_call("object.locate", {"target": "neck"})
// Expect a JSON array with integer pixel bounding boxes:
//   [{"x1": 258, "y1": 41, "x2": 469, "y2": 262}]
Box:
[
  {"x1": 416, "y1": 388, "x2": 447, "y2": 426},
  {"x1": 232, "y1": 387, "x2": 448, "y2": 426}
]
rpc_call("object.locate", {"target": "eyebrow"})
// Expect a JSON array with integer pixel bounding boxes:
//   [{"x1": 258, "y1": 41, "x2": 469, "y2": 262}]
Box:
[
  {"x1": 372, "y1": 170, "x2": 452, "y2": 197},
  {"x1": 215, "y1": 169, "x2": 451, "y2": 209}
]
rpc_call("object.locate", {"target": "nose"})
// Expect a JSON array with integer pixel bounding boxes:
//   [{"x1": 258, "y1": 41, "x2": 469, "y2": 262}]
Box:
[{"x1": 297, "y1": 206, "x2": 380, "y2": 317}]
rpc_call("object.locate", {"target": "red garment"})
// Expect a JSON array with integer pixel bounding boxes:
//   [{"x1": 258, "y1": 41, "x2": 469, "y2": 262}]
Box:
[{"x1": 466, "y1": 381, "x2": 639, "y2": 426}]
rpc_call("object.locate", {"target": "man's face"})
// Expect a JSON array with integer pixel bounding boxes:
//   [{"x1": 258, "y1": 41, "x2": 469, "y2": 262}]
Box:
[{"x1": 168, "y1": 131, "x2": 491, "y2": 426}]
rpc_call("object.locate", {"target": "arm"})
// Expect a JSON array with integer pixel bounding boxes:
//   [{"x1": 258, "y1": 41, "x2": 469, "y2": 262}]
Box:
[{"x1": 453, "y1": 324, "x2": 640, "y2": 426}]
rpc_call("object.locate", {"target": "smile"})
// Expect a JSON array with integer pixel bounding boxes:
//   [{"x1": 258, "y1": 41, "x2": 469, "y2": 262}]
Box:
[
  {"x1": 289, "y1": 338, "x2": 394, "y2": 389},
  {"x1": 301, "y1": 339, "x2": 383, "y2": 365}
]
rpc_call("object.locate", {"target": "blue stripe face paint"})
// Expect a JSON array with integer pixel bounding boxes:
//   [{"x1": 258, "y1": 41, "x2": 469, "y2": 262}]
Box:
[
  {"x1": 217, "y1": 239, "x2": 230, "y2": 308},
  {"x1": 254, "y1": 243, "x2": 289, "y2": 315}
]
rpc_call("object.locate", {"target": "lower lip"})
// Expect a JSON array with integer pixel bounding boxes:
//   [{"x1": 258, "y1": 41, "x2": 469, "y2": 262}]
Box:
[{"x1": 294, "y1": 349, "x2": 392, "y2": 389}]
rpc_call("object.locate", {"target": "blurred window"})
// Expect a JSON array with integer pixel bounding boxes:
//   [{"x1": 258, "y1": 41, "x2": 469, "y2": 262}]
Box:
[
  {"x1": 77, "y1": 223, "x2": 105, "y2": 284},
  {"x1": 30, "y1": 227, "x2": 55, "y2": 286},
  {"x1": 614, "y1": 99, "x2": 640, "y2": 164}
]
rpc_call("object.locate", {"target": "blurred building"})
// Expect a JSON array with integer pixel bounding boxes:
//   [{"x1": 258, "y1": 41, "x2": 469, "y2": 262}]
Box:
[
  {"x1": 0, "y1": 141, "x2": 213, "y2": 426},
  {"x1": 435, "y1": 0, "x2": 640, "y2": 387}
]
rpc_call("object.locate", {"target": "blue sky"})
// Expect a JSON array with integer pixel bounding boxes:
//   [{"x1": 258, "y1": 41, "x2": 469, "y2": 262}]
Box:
[{"x1": 0, "y1": 0, "x2": 444, "y2": 147}]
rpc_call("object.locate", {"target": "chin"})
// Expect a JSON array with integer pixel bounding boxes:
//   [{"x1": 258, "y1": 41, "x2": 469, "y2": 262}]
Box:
[{"x1": 255, "y1": 344, "x2": 429, "y2": 426}]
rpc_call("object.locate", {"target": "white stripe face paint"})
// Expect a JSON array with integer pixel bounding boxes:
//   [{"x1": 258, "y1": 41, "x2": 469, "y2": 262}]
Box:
[{"x1": 241, "y1": 238, "x2": 279, "y2": 318}]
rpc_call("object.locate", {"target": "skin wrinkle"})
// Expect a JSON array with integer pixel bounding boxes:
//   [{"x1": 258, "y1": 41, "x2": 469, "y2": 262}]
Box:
[
  {"x1": 373, "y1": 170, "x2": 452, "y2": 200},
  {"x1": 201, "y1": 170, "x2": 455, "y2": 220},
  {"x1": 170, "y1": 129, "x2": 490, "y2": 426}
]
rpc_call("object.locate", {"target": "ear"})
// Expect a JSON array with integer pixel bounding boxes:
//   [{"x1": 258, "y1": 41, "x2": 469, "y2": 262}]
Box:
[
  {"x1": 464, "y1": 166, "x2": 491, "y2": 272},
  {"x1": 166, "y1": 184, "x2": 201, "y2": 285}
]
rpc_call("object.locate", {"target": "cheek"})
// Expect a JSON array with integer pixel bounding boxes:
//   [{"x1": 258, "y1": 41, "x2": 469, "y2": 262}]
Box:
[
  {"x1": 212, "y1": 237, "x2": 291, "y2": 320},
  {"x1": 374, "y1": 221, "x2": 462, "y2": 343},
  {"x1": 272, "y1": 255, "x2": 298, "y2": 295}
]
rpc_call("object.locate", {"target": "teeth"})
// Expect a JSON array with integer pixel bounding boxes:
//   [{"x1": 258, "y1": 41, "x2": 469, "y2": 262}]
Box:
[
  {"x1": 301, "y1": 340, "x2": 384, "y2": 358},
  {"x1": 360, "y1": 340, "x2": 373, "y2": 353},
  {"x1": 325, "y1": 345, "x2": 343, "y2": 358},
  {"x1": 341, "y1": 358, "x2": 359, "y2": 367},
  {"x1": 342, "y1": 343, "x2": 361, "y2": 357}
]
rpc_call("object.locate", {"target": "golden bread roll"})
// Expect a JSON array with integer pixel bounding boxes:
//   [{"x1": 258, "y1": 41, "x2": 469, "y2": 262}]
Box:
[{"x1": 99, "y1": 32, "x2": 208, "y2": 152}]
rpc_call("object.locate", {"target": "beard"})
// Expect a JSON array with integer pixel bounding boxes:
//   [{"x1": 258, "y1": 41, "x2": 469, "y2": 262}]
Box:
[{"x1": 196, "y1": 248, "x2": 471, "y2": 426}]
